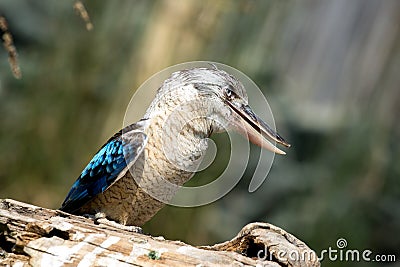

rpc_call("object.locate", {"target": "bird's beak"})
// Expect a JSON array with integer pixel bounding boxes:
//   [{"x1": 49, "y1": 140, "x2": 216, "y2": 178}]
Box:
[{"x1": 225, "y1": 101, "x2": 290, "y2": 155}]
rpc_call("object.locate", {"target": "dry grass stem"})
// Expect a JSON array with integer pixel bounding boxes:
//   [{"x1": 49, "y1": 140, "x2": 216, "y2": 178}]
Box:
[
  {"x1": 73, "y1": 1, "x2": 94, "y2": 31},
  {"x1": 0, "y1": 16, "x2": 22, "y2": 79}
]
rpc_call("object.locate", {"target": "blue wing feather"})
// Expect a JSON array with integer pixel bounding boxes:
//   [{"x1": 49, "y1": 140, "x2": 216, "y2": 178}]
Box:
[{"x1": 60, "y1": 121, "x2": 148, "y2": 213}]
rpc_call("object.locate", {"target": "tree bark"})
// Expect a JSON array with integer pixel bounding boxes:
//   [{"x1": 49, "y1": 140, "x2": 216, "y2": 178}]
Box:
[{"x1": 0, "y1": 199, "x2": 319, "y2": 266}]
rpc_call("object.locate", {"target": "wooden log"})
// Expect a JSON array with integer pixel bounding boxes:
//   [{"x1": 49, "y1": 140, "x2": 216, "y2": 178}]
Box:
[{"x1": 0, "y1": 199, "x2": 320, "y2": 266}]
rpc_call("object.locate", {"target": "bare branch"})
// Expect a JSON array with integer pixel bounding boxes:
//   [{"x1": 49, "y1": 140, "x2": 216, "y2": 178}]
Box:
[{"x1": 0, "y1": 199, "x2": 320, "y2": 266}]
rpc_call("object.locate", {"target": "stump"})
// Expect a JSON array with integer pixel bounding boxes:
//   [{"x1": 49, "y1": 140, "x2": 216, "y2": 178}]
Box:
[{"x1": 0, "y1": 199, "x2": 320, "y2": 266}]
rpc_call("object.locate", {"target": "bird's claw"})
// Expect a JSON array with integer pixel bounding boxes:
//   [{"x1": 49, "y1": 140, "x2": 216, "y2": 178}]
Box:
[{"x1": 88, "y1": 212, "x2": 143, "y2": 234}]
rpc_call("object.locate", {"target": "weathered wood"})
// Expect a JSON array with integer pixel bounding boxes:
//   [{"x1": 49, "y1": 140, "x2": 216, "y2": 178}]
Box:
[{"x1": 0, "y1": 199, "x2": 319, "y2": 266}]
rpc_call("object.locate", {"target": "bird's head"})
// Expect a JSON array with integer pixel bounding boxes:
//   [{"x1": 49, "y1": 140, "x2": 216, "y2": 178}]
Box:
[{"x1": 148, "y1": 67, "x2": 290, "y2": 155}]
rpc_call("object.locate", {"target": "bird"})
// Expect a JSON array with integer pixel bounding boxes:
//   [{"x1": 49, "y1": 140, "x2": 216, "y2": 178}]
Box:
[{"x1": 60, "y1": 66, "x2": 290, "y2": 230}]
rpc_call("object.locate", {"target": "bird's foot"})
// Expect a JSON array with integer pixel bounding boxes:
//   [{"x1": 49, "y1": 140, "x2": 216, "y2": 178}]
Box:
[{"x1": 91, "y1": 212, "x2": 143, "y2": 234}]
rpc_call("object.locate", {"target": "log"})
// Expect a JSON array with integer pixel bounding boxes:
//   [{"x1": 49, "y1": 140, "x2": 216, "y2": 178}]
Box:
[{"x1": 0, "y1": 199, "x2": 320, "y2": 266}]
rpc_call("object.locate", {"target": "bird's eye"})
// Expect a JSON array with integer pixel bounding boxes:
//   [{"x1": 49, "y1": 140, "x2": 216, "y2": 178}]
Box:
[{"x1": 224, "y1": 87, "x2": 236, "y2": 100}]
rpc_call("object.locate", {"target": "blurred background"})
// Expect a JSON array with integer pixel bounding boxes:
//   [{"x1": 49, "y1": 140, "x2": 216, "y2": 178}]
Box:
[{"x1": 0, "y1": 1, "x2": 399, "y2": 266}]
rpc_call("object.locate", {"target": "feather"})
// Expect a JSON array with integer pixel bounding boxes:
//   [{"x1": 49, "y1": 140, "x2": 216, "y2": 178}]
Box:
[{"x1": 60, "y1": 120, "x2": 148, "y2": 213}]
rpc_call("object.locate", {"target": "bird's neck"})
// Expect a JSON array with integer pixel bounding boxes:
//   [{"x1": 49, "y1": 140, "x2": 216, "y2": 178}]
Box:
[{"x1": 144, "y1": 90, "x2": 214, "y2": 174}]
